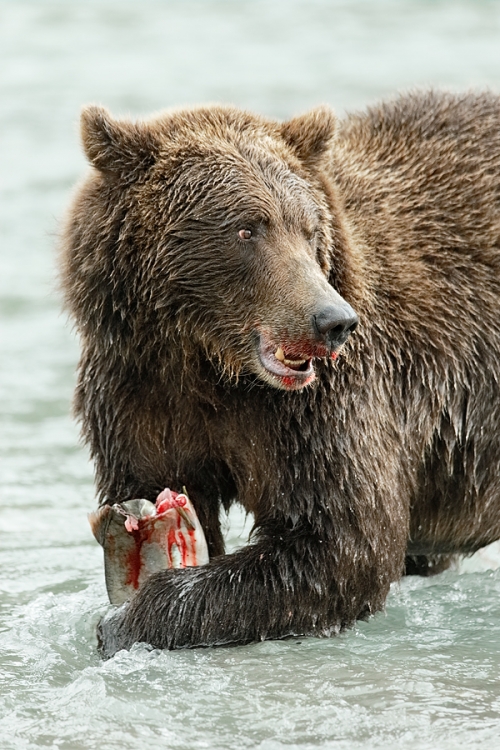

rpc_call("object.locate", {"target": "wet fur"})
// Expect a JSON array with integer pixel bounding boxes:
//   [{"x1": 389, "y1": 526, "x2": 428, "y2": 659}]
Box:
[{"x1": 60, "y1": 90, "x2": 500, "y2": 655}]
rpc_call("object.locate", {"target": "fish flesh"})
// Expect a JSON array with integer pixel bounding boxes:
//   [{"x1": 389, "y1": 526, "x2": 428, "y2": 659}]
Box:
[{"x1": 89, "y1": 488, "x2": 209, "y2": 606}]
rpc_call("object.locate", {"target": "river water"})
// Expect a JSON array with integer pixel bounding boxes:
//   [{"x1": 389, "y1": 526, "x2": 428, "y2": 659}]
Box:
[{"x1": 2, "y1": 1, "x2": 500, "y2": 748}]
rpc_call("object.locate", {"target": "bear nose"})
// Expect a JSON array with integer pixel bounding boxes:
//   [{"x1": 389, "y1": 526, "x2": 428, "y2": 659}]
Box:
[{"x1": 313, "y1": 304, "x2": 359, "y2": 348}]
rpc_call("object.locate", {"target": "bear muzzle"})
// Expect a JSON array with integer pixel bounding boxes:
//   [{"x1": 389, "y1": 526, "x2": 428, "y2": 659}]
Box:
[{"x1": 257, "y1": 301, "x2": 358, "y2": 390}]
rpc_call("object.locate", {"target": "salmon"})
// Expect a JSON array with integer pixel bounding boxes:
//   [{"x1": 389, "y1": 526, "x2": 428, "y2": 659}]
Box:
[{"x1": 89, "y1": 489, "x2": 209, "y2": 605}]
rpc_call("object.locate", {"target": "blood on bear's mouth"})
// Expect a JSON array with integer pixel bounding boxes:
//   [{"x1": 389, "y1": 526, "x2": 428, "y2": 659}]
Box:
[{"x1": 258, "y1": 333, "x2": 331, "y2": 390}]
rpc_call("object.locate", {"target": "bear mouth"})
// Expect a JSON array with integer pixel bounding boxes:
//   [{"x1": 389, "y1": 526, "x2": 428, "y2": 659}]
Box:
[{"x1": 257, "y1": 334, "x2": 330, "y2": 389}]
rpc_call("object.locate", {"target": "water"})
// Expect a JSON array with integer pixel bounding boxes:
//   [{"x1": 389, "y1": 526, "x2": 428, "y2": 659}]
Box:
[{"x1": 2, "y1": 1, "x2": 500, "y2": 747}]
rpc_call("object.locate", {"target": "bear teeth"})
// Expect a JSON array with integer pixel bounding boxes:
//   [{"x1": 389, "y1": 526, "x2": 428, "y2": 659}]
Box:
[{"x1": 274, "y1": 346, "x2": 307, "y2": 368}]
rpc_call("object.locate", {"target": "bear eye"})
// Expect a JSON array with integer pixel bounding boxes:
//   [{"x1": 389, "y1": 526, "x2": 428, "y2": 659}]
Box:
[{"x1": 238, "y1": 228, "x2": 252, "y2": 241}]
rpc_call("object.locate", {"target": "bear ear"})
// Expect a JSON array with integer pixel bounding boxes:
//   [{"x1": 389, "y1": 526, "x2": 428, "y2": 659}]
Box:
[
  {"x1": 80, "y1": 105, "x2": 159, "y2": 175},
  {"x1": 280, "y1": 106, "x2": 337, "y2": 165}
]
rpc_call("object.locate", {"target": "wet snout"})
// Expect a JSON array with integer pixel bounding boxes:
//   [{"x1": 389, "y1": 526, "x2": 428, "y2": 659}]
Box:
[{"x1": 313, "y1": 303, "x2": 359, "y2": 350}]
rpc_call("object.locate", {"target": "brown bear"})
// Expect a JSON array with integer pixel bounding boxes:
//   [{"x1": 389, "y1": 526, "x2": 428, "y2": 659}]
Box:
[{"x1": 60, "y1": 90, "x2": 500, "y2": 658}]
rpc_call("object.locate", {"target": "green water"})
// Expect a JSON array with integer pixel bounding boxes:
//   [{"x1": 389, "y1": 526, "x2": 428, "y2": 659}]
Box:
[{"x1": 2, "y1": 1, "x2": 500, "y2": 748}]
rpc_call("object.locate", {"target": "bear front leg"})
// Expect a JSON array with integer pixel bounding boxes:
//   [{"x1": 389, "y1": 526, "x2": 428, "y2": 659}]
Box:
[
  {"x1": 185, "y1": 484, "x2": 226, "y2": 559},
  {"x1": 97, "y1": 519, "x2": 397, "y2": 657}
]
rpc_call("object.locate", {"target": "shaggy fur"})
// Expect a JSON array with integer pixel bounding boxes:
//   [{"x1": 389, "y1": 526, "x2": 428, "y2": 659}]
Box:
[{"x1": 60, "y1": 90, "x2": 500, "y2": 657}]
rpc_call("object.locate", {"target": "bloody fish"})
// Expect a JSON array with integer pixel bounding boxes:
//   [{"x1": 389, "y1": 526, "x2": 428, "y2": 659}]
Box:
[{"x1": 89, "y1": 488, "x2": 209, "y2": 606}]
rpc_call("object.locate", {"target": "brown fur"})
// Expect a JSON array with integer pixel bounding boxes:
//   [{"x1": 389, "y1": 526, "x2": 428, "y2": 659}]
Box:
[{"x1": 60, "y1": 90, "x2": 500, "y2": 656}]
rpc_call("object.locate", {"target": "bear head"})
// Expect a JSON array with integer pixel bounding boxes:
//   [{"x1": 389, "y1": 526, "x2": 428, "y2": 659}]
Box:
[{"x1": 64, "y1": 104, "x2": 358, "y2": 391}]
